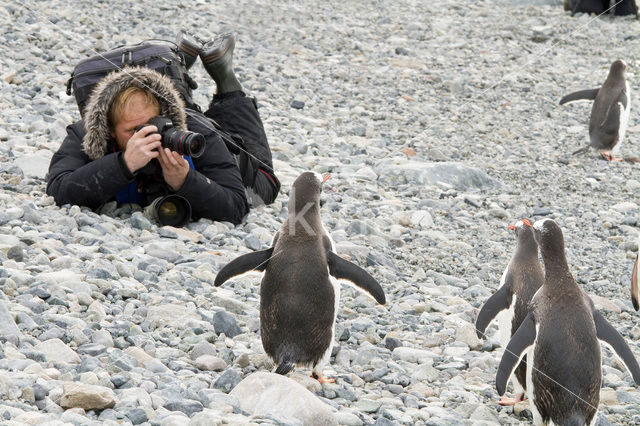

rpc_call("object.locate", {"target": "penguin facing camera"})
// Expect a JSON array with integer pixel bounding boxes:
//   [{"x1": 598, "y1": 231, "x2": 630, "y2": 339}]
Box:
[
  {"x1": 214, "y1": 171, "x2": 386, "y2": 382},
  {"x1": 496, "y1": 219, "x2": 640, "y2": 426},
  {"x1": 475, "y1": 219, "x2": 543, "y2": 406},
  {"x1": 559, "y1": 60, "x2": 631, "y2": 161}
]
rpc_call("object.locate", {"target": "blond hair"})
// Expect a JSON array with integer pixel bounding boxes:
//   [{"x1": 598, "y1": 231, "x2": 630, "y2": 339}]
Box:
[{"x1": 108, "y1": 86, "x2": 160, "y2": 128}]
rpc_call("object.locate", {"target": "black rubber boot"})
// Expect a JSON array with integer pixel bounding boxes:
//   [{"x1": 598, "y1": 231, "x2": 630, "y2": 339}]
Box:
[
  {"x1": 200, "y1": 32, "x2": 242, "y2": 94},
  {"x1": 176, "y1": 30, "x2": 203, "y2": 70}
]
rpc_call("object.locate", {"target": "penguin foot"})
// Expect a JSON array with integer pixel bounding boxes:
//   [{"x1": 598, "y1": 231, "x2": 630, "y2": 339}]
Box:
[
  {"x1": 311, "y1": 372, "x2": 335, "y2": 383},
  {"x1": 497, "y1": 393, "x2": 526, "y2": 406},
  {"x1": 601, "y1": 152, "x2": 622, "y2": 162}
]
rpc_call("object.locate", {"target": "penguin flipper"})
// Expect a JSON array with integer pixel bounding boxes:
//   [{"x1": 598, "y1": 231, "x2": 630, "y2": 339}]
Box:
[
  {"x1": 632, "y1": 254, "x2": 639, "y2": 311},
  {"x1": 593, "y1": 310, "x2": 640, "y2": 385},
  {"x1": 559, "y1": 88, "x2": 599, "y2": 105},
  {"x1": 618, "y1": 90, "x2": 629, "y2": 109},
  {"x1": 213, "y1": 248, "x2": 274, "y2": 287},
  {"x1": 496, "y1": 313, "x2": 536, "y2": 396},
  {"x1": 475, "y1": 281, "x2": 513, "y2": 339},
  {"x1": 326, "y1": 251, "x2": 386, "y2": 304}
]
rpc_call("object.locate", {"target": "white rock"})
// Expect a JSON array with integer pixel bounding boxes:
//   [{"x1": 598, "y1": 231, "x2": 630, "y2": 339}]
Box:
[
  {"x1": 146, "y1": 304, "x2": 201, "y2": 328},
  {"x1": 117, "y1": 387, "x2": 153, "y2": 408},
  {"x1": 189, "y1": 409, "x2": 224, "y2": 426},
  {"x1": 230, "y1": 372, "x2": 338, "y2": 425},
  {"x1": 13, "y1": 151, "x2": 53, "y2": 179},
  {"x1": 124, "y1": 347, "x2": 154, "y2": 364},
  {"x1": 612, "y1": 201, "x2": 638, "y2": 213},
  {"x1": 194, "y1": 355, "x2": 227, "y2": 371},
  {"x1": 37, "y1": 270, "x2": 83, "y2": 284},
  {"x1": 160, "y1": 413, "x2": 190, "y2": 426},
  {"x1": 392, "y1": 347, "x2": 435, "y2": 364},
  {"x1": 455, "y1": 322, "x2": 483, "y2": 350},
  {"x1": 87, "y1": 300, "x2": 107, "y2": 322},
  {"x1": 410, "y1": 210, "x2": 434, "y2": 228},
  {"x1": 35, "y1": 339, "x2": 81, "y2": 364}
]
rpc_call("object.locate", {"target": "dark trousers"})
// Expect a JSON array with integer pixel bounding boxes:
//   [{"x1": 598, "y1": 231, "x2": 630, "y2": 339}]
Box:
[{"x1": 203, "y1": 92, "x2": 280, "y2": 205}]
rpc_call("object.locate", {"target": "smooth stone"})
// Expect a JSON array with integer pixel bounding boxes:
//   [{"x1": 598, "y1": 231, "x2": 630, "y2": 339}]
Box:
[
  {"x1": 455, "y1": 322, "x2": 483, "y2": 351},
  {"x1": 60, "y1": 382, "x2": 116, "y2": 410},
  {"x1": 230, "y1": 372, "x2": 338, "y2": 425},
  {"x1": 353, "y1": 399, "x2": 382, "y2": 413},
  {"x1": 212, "y1": 310, "x2": 242, "y2": 338},
  {"x1": 190, "y1": 341, "x2": 217, "y2": 360},
  {"x1": 126, "y1": 407, "x2": 148, "y2": 425},
  {"x1": 165, "y1": 399, "x2": 204, "y2": 416},
  {"x1": 194, "y1": 355, "x2": 227, "y2": 371},
  {"x1": 146, "y1": 304, "x2": 200, "y2": 328},
  {"x1": 35, "y1": 338, "x2": 81, "y2": 364},
  {"x1": 335, "y1": 411, "x2": 363, "y2": 426},
  {"x1": 0, "y1": 300, "x2": 21, "y2": 339},
  {"x1": 392, "y1": 347, "x2": 435, "y2": 364},
  {"x1": 374, "y1": 160, "x2": 501, "y2": 190},
  {"x1": 213, "y1": 369, "x2": 242, "y2": 393}
]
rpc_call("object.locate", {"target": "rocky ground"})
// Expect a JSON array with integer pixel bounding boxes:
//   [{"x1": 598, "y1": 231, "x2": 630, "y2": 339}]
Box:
[{"x1": 1, "y1": 0, "x2": 640, "y2": 424}]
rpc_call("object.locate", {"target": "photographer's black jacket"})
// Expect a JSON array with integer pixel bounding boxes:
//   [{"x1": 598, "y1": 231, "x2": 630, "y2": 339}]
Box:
[{"x1": 47, "y1": 67, "x2": 248, "y2": 224}]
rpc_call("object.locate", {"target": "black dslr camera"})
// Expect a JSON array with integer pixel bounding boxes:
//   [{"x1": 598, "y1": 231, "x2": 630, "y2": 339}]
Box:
[{"x1": 136, "y1": 116, "x2": 205, "y2": 158}]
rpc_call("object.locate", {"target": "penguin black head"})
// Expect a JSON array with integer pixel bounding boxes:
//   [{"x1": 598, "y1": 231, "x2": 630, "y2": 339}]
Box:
[
  {"x1": 610, "y1": 59, "x2": 628, "y2": 75},
  {"x1": 533, "y1": 219, "x2": 565, "y2": 261},
  {"x1": 509, "y1": 219, "x2": 538, "y2": 258},
  {"x1": 289, "y1": 172, "x2": 331, "y2": 215},
  {"x1": 509, "y1": 218, "x2": 533, "y2": 238}
]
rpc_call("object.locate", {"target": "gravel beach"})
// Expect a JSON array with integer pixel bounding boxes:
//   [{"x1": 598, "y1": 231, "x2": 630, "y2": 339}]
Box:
[{"x1": 1, "y1": 0, "x2": 640, "y2": 424}]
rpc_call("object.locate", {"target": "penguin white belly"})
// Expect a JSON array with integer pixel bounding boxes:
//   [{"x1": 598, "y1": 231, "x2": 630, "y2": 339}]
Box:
[
  {"x1": 496, "y1": 295, "x2": 517, "y2": 348},
  {"x1": 527, "y1": 324, "x2": 542, "y2": 425},
  {"x1": 494, "y1": 264, "x2": 516, "y2": 347},
  {"x1": 613, "y1": 84, "x2": 631, "y2": 155}
]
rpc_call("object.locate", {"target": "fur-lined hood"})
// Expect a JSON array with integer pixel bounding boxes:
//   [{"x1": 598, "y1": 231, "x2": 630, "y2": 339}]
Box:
[{"x1": 82, "y1": 67, "x2": 186, "y2": 160}]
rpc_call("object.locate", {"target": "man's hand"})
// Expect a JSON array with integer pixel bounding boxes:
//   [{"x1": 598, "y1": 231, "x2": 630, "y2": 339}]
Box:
[
  {"x1": 123, "y1": 125, "x2": 162, "y2": 173},
  {"x1": 158, "y1": 147, "x2": 190, "y2": 191}
]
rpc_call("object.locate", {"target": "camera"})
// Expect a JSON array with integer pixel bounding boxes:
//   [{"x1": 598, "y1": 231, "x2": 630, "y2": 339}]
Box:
[
  {"x1": 144, "y1": 194, "x2": 192, "y2": 227},
  {"x1": 136, "y1": 116, "x2": 205, "y2": 158}
]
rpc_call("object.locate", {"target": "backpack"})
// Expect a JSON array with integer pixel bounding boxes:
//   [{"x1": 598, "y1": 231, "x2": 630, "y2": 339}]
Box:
[{"x1": 66, "y1": 40, "x2": 198, "y2": 117}]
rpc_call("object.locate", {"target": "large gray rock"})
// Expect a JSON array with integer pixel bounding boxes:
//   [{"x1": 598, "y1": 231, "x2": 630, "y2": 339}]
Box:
[
  {"x1": 60, "y1": 382, "x2": 116, "y2": 410},
  {"x1": 230, "y1": 372, "x2": 337, "y2": 425},
  {"x1": 0, "y1": 299, "x2": 21, "y2": 340},
  {"x1": 13, "y1": 151, "x2": 52, "y2": 179},
  {"x1": 35, "y1": 338, "x2": 81, "y2": 364},
  {"x1": 146, "y1": 304, "x2": 201, "y2": 328},
  {"x1": 374, "y1": 160, "x2": 501, "y2": 190}
]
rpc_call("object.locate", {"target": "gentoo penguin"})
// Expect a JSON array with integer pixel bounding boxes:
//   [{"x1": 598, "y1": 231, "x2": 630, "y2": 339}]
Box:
[
  {"x1": 496, "y1": 219, "x2": 640, "y2": 425},
  {"x1": 632, "y1": 235, "x2": 639, "y2": 311},
  {"x1": 214, "y1": 171, "x2": 386, "y2": 382},
  {"x1": 475, "y1": 219, "x2": 543, "y2": 406},
  {"x1": 560, "y1": 60, "x2": 630, "y2": 161},
  {"x1": 564, "y1": 0, "x2": 638, "y2": 17}
]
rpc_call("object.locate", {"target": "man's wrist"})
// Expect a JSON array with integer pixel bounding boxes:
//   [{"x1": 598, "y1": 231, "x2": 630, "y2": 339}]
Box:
[{"x1": 117, "y1": 152, "x2": 135, "y2": 180}]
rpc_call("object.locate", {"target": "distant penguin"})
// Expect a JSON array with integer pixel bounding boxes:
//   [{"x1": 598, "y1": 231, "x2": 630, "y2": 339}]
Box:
[
  {"x1": 632, "y1": 234, "x2": 639, "y2": 311},
  {"x1": 476, "y1": 219, "x2": 543, "y2": 406},
  {"x1": 564, "y1": 0, "x2": 638, "y2": 16},
  {"x1": 496, "y1": 219, "x2": 640, "y2": 425},
  {"x1": 560, "y1": 60, "x2": 630, "y2": 161},
  {"x1": 214, "y1": 172, "x2": 386, "y2": 382}
]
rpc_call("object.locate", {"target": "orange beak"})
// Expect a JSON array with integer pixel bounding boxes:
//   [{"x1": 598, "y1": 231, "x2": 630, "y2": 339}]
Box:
[
  {"x1": 508, "y1": 224, "x2": 515, "y2": 230},
  {"x1": 322, "y1": 174, "x2": 331, "y2": 184},
  {"x1": 522, "y1": 219, "x2": 532, "y2": 227}
]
